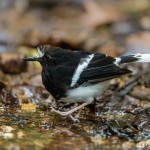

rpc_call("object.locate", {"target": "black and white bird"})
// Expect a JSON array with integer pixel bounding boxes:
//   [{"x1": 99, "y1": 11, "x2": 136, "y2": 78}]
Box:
[{"x1": 24, "y1": 45, "x2": 150, "y2": 117}]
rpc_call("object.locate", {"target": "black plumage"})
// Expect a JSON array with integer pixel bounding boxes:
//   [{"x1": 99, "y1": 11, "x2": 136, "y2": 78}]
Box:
[
  {"x1": 77, "y1": 54, "x2": 131, "y2": 85},
  {"x1": 24, "y1": 45, "x2": 150, "y2": 117},
  {"x1": 38, "y1": 45, "x2": 91, "y2": 99},
  {"x1": 25, "y1": 45, "x2": 130, "y2": 100}
]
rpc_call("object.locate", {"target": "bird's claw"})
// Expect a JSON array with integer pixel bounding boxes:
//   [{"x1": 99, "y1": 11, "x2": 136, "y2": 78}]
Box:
[
  {"x1": 69, "y1": 115, "x2": 80, "y2": 123},
  {"x1": 51, "y1": 107, "x2": 80, "y2": 122}
]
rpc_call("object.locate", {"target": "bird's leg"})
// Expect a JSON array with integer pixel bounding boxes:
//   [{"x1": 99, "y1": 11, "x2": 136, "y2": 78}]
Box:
[
  {"x1": 74, "y1": 108, "x2": 83, "y2": 119},
  {"x1": 51, "y1": 102, "x2": 89, "y2": 116},
  {"x1": 88, "y1": 98, "x2": 96, "y2": 113}
]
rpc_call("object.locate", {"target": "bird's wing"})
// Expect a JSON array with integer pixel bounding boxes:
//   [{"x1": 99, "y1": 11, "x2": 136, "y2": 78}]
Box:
[{"x1": 71, "y1": 54, "x2": 131, "y2": 87}]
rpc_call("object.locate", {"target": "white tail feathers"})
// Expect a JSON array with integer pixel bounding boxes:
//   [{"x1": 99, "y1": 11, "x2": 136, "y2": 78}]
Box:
[
  {"x1": 115, "y1": 53, "x2": 150, "y2": 65},
  {"x1": 135, "y1": 54, "x2": 150, "y2": 62}
]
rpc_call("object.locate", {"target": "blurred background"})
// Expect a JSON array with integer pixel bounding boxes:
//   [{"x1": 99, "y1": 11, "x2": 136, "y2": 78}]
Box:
[
  {"x1": 0, "y1": 1, "x2": 150, "y2": 150},
  {"x1": 0, "y1": 0, "x2": 150, "y2": 55}
]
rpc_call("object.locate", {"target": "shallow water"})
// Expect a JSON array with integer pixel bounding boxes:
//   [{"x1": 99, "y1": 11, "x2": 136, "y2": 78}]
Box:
[{"x1": 0, "y1": 106, "x2": 149, "y2": 150}]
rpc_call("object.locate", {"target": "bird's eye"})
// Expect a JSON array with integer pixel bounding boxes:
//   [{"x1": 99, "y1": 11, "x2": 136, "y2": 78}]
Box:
[{"x1": 44, "y1": 54, "x2": 51, "y2": 59}]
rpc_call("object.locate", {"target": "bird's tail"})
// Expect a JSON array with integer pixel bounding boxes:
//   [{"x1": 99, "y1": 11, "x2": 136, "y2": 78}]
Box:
[{"x1": 115, "y1": 54, "x2": 150, "y2": 65}]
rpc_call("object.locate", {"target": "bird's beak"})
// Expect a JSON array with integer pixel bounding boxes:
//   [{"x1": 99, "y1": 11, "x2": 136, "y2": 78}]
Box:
[
  {"x1": 24, "y1": 46, "x2": 45, "y2": 62},
  {"x1": 24, "y1": 56, "x2": 42, "y2": 62}
]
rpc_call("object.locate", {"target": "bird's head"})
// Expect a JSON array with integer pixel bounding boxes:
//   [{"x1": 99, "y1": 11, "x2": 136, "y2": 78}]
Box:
[
  {"x1": 24, "y1": 45, "x2": 50, "y2": 62},
  {"x1": 24, "y1": 45, "x2": 65, "y2": 65}
]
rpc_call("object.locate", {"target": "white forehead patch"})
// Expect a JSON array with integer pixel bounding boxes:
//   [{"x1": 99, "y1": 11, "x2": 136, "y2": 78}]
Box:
[{"x1": 37, "y1": 47, "x2": 45, "y2": 57}]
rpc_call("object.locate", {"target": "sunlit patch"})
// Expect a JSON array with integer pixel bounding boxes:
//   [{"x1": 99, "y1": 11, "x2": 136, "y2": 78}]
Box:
[{"x1": 21, "y1": 103, "x2": 36, "y2": 112}]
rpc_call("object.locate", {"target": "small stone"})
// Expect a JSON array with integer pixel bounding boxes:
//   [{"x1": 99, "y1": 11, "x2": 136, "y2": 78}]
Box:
[
  {"x1": 21, "y1": 103, "x2": 36, "y2": 112},
  {"x1": 136, "y1": 140, "x2": 150, "y2": 148},
  {"x1": 17, "y1": 131, "x2": 25, "y2": 139},
  {"x1": 1, "y1": 126, "x2": 14, "y2": 133},
  {"x1": 122, "y1": 141, "x2": 135, "y2": 149},
  {"x1": 3, "y1": 133, "x2": 14, "y2": 139},
  {"x1": 91, "y1": 135, "x2": 108, "y2": 145}
]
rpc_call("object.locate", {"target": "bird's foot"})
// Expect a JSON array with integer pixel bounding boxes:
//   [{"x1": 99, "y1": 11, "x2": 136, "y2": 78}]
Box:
[
  {"x1": 51, "y1": 107, "x2": 71, "y2": 116},
  {"x1": 51, "y1": 107, "x2": 80, "y2": 122},
  {"x1": 69, "y1": 115, "x2": 80, "y2": 123},
  {"x1": 51, "y1": 102, "x2": 89, "y2": 116}
]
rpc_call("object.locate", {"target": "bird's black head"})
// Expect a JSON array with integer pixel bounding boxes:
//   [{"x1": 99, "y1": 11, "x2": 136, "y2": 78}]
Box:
[{"x1": 24, "y1": 45, "x2": 67, "y2": 66}]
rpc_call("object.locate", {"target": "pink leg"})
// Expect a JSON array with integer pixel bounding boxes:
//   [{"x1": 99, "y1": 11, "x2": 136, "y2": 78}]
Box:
[{"x1": 51, "y1": 103, "x2": 89, "y2": 116}]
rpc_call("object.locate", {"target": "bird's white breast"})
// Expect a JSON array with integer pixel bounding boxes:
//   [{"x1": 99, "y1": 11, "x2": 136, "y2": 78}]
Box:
[{"x1": 64, "y1": 81, "x2": 109, "y2": 103}]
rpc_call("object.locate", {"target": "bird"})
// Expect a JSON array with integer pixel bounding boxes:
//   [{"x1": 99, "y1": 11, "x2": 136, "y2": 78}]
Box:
[{"x1": 24, "y1": 45, "x2": 150, "y2": 118}]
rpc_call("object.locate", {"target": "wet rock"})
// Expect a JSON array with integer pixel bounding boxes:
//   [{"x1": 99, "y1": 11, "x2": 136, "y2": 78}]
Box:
[
  {"x1": 0, "y1": 89, "x2": 18, "y2": 106},
  {"x1": 2, "y1": 132, "x2": 14, "y2": 139},
  {"x1": 130, "y1": 86, "x2": 150, "y2": 101},
  {"x1": 0, "y1": 53, "x2": 27, "y2": 74},
  {"x1": 0, "y1": 125, "x2": 14, "y2": 133},
  {"x1": 136, "y1": 139, "x2": 150, "y2": 148},
  {"x1": 133, "y1": 108, "x2": 150, "y2": 132},
  {"x1": 0, "y1": 125, "x2": 15, "y2": 140}
]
